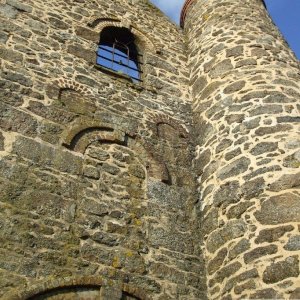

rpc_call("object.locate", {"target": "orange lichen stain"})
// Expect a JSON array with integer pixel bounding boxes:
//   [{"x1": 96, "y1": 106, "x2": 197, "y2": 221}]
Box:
[
  {"x1": 203, "y1": 14, "x2": 209, "y2": 21},
  {"x1": 112, "y1": 256, "x2": 121, "y2": 268}
]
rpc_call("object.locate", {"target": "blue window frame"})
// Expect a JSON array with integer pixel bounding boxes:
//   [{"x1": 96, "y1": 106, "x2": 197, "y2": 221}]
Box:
[{"x1": 96, "y1": 27, "x2": 142, "y2": 82}]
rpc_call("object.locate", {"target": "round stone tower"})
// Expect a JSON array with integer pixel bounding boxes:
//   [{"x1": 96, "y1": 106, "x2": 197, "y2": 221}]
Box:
[
  {"x1": 182, "y1": 0, "x2": 300, "y2": 298},
  {"x1": 0, "y1": 0, "x2": 206, "y2": 299}
]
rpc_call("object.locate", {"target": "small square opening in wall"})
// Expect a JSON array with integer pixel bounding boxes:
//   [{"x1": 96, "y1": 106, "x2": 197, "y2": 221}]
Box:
[{"x1": 96, "y1": 26, "x2": 143, "y2": 83}]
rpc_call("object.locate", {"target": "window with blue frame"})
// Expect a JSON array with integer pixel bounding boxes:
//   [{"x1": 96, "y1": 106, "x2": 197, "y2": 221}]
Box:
[{"x1": 96, "y1": 27, "x2": 143, "y2": 82}]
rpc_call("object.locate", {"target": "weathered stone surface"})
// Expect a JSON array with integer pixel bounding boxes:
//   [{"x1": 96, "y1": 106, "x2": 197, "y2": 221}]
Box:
[
  {"x1": 283, "y1": 150, "x2": 300, "y2": 168},
  {"x1": 49, "y1": 17, "x2": 68, "y2": 30},
  {"x1": 213, "y1": 261, "x2": 242, "y2": 285},
  {"x1": 224, "y1": 81, "x2": 245, "y2": 94},
  {"x1": 290, "y1": 288, "x2": 300, "y2": 299},
  {"x1": 2, "y1": 70, "x2": 32, "y2": 87},
  {"x1": 225, "y1": 114, "x2": 244, "y2": 124},
  {"x1": 206, "y1": 220, "x2": 247, "y2": 253},
  {"x1": 255, "y1": 193, "x2": 300, "y2": 225},
  {"x1": 277, "y1": 116, "x2": 300, "y2": 123},
  {"x1": 224, "y1": 269, "x2": 259, "y2": 293},
  {"x1": 0, "y1": 4, "x2": 18, "y2": 18},
  {"x1": 228, "y1": 238, "x2": 251, "y2": 260},
  {"x1": 207, "y1": 248, "x2": 227, "y2": 275},
  {"x1": 249, "y1": 105, "x2": 283, "y2": 117},
  {"x1": 241, "y1": 177, "x2": 265, "y2": 200},
  {"x1": 68, "y1": 45, "x2": 96, "y2": 64},
  {"x1": 83, "y1": 166, "x2": 100, "y2": 179},
  {"x1": 268, "y1": 172, "x2": 300, "y2": 192},
  {"x1": 236, "y1": 58, "x2": 257, "y2": 67},
  {"x1": 224, "y1": 147, "x2": 242, "y2": 161},
  {"x1": 209, "y1": 59, "x2": 234, "y2": 78},
  {"x1": 249, "y1": 288, "x2": 281, "y2": 299},
  {"x1": 244, "y1": 245, "x2": 277, "y2": 264},
  {"x1": 0, "y1": 132, "x2": 4, "y2": 151},
  {"x1": 0, "y1": 0, "x2": 299, "y2": 298},
  {"x1": 284, "y1": 235, "x2": 300, "y2": 251},
  {"x1": 25, "y1": 19, "x2": 48, "y2": 33},
  {"x1": 200, "y1": 81, "x2": 223, "y2": 100},
  {"x1": 227, "y1": 201, "x2": 255, "y2": 219},
  {"x1": 234, "y1": 279, "x2": 256, "y2": 295},
  {"x1": 250, "y1": 142, "x2": 278, "y2": 156},
  {"x1": 7, "y1": 0, "x2": 32, "y2": 12},
  {"x1": 263, "y1": 256, "x2": 299, "y2": 284},
  {"x1": 0, "y1": 45, "x2": 23, "y2": 63},
  {"x1": 255, "y1": 225, "x2": 294, "y2": 244},
  {"x1": 255, "y1": 124, "x2": 292, "y2": 136},
  {"x1": 226, "y1": 46, "x2": 243, "y2": 57},
  {"x1": 213, "y1": 181, "x2": 240, "y2": 207},
  {"x1": 202, "y1": 207, "x2": 219, "y2": 236},
  {"x1": 193, "y1": 76, "x2": 207, "y2": 96},
  {"x1": 217, "y1": 157, "x2": 250, "y2": 180}
]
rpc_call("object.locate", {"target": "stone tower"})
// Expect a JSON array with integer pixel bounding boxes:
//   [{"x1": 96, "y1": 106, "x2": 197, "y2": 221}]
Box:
[
  {"x1": 0, "y1": 0, "x2": 299, "y2": 299},
  {"x1": 182, "y1": 0, "x2": 300, "y2": 298}
]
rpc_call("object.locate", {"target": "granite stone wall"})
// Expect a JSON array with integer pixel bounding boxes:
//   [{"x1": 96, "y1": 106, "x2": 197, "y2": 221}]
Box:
[
  {"x1": 184, "y1": 0, "x2": 300, "y2": 299},
  {"x1": 0, "y1": 0, "x2": 207, "y2": 299}
]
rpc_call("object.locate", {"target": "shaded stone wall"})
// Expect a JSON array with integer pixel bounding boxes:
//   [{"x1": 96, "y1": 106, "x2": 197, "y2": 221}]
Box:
[
  {"x1": 184, "y1": 0, "x2": 300, "y2": 299},
  {"x1": 0, "y1": 0, "x2": 206, "y2": 299}
]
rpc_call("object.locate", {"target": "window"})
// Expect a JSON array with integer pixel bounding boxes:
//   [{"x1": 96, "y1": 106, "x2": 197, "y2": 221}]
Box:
[{"x1": 96, "y1": 27, "x2": 143, "y2": 82}]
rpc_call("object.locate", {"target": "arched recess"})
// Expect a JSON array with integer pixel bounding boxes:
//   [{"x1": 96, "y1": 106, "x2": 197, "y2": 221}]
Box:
[
  {"x1": 61, "y1": 118, "x2": 171, "y2": 184},
  {"x1": 7, "y1": 276, "x2": 149, "y2": 300},
  {"x1": 46, "y1": 78, "x2": 95, "y2": 103},
  {"x1": 87, "y1": 17, "x2": 157, "y2": 52}
]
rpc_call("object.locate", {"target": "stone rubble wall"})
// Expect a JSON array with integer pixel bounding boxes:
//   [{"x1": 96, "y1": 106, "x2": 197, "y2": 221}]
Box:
[
  {"x1": 0, "y1": 0, "x2": 207, "y2": 299},
  {"x1": 184, "y1": 0, "x2": 300, "y2": 299}
]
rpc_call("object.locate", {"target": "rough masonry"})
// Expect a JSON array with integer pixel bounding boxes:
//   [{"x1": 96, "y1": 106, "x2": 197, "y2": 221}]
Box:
[
  {"x1": 0, "y1": 0, "x2": 299, "y2": 299},
  {"x1": 184, "y1": 0, "x2": 300, "y2": 299}
]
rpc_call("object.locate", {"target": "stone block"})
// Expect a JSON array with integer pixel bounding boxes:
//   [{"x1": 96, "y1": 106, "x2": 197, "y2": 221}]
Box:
[
  {"x1": 284, "y1": 235, "x2": 300, "y2": 251},
  {"x1": 0, "y1": 45, "x2": 23, "y2": 63},
  {"x1": 244, "y1": 245, "x2": 277, "y2": 264},
  {"x1": 217, "y1": 157, "x2": 250, "y2": 180},
  {"x1": 68, "y1": 45, "x2": 96, "y2": 64},
  {"x1": 263, "y1": 256, "x2": 299, "y2": 284},
  {"x1": 6, "y1": 0, "x2": 32, "y2": 12},
  {"x1": 0, "y1": 4, "x2": 18, "y2": 18},
  {"x1": 255, "y1": 193, "x2": 300, "y2": 225},
  {"x1": 255, "y1": 225, "x2": 294, "y2": 244},
  {"x1": 206, "y1": 220, "x2": 247, "y2": 253}
]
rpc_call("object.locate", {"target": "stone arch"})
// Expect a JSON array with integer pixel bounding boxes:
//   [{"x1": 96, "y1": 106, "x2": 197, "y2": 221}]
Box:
[
  {"x1": 54, "y1": 78, "x2": 94, "y2": 97},
  {"x1": 87, "y1": 17, "x2": 156, "y2": 51},
  {"x1": 46, "y1": 78, "x2": 95, "y2": 102},
  {"x1": 7, "y1": 276, "x2": 149, "y2": 300},
  {"x1": 150, "y1": 113, "x2": 189, "y2": 139},
  {"x1": 61, "y1": 118, "x2": 171, "y2": 184}
]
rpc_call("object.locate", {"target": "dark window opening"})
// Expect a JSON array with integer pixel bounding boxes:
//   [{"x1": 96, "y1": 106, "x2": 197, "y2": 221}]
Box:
[{"x1": 96, "y1": 27, "x2": 143, "y2": 82}]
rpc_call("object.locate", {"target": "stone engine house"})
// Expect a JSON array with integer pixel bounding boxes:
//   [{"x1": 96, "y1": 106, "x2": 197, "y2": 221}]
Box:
[{"x1": 0, "y1": 0, "x2": 299, "y2": 299}]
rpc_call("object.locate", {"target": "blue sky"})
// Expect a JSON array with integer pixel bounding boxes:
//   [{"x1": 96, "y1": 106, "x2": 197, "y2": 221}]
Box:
[{"x1": 150, "y1": 0, "x2": 300, "y2": 59}]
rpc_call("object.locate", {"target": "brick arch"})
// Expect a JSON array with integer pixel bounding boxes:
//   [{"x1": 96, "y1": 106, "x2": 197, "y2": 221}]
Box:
[
  {"x1": 7, "y1": 276, "x2": 149, "y2": 300},
  {"x1": 87, "y1": 17, "x2": 156, "y2": 51},
  {"x1": 61, "y1": 118, "x2": 171, "y2": 184},
  {"x1": 150, "y1": 113, "x2": 189, "y2": 139},
  {"x1": 46, "y1": 78, "x2": 95, "y2": 103},
  {"x1": 54, "y1": 78, "x2": 94, "y2": 96}
]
